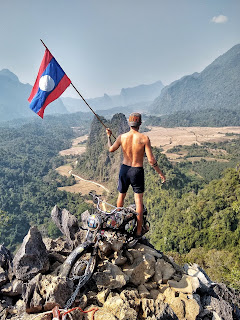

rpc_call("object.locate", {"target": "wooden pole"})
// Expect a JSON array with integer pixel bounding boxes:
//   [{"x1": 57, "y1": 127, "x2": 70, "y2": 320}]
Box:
[{"x1": 39, "y1": 39, "x2": 116, "y2": 139}]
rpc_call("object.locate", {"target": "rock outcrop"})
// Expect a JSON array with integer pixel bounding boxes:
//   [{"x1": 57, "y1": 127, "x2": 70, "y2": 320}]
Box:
[{"x1": 0, "y1": 208, "x2": 239, "y2": 320}]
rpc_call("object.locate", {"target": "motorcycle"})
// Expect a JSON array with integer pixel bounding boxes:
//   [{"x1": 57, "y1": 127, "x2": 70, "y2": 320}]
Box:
[{"x1": 58, "y1": 192, "x2": 149, "y2": 309}]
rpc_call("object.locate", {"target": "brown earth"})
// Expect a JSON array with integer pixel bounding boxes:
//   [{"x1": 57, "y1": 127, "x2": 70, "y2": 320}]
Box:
[
  {"x1": 59, "y1": 134, "x2": 88, "y2": 156},
  {"x1": 144, "y1": 126, "x2": 240, "y2": 161},
  {"x1": 56, "y1": 164, "x2": 109, "y2": 196}
]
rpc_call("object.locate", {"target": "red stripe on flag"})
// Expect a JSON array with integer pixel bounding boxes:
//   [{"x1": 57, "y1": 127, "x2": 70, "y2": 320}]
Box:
[
  {"x1": 37, "y1": 74, "x2": 71, "y2": 118},
  {"x1": 28, "y1": 49, "x2": 53, "y2": 102}
]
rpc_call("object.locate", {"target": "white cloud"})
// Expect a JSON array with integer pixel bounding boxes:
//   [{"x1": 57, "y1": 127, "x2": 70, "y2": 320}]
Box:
[{"x1": 211, "y1": 15, "x2": 228, "y2": 24}]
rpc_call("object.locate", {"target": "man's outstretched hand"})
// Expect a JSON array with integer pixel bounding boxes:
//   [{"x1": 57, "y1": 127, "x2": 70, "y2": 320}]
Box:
[
  {"x1": 106, "y1": 128, "x2": 112, "y2": 137},
  {"x1": 160, "y1": 174, "x2": 166, "y2": 184}
]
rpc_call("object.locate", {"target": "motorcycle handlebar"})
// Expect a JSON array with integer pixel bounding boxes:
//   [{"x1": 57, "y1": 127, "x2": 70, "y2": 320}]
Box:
[{"x1": 89, "y1": 192, "x2": 127, "y2": 215}]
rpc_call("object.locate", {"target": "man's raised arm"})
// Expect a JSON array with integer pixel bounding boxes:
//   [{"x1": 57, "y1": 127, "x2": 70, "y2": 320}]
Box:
[
  {"x1": 145, "y1": 137, "x2": 166, "y2": 183},
  {"x1": 106, "y1": 128, "x2": 121, "y2": 152}
]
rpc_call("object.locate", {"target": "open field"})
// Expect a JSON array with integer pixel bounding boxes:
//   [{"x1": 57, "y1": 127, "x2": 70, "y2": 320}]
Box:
[
  {"x1": 56, "y1": 164, "x2": 109, "y2": 196},
  {"x1": 144, "y1": 126, "x2": 240, "y2": 161},
  {"x1": 58, "y1": 181, "x2": 107, "y2": 196},
  {"x1": 59, "y1": 135, "x2": 88, "y2": 156}
]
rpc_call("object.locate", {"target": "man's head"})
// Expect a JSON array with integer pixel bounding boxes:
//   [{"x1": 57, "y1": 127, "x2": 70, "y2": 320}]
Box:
[{"x1": 128, "y1": 112, "x2": 142, "y2": 128}]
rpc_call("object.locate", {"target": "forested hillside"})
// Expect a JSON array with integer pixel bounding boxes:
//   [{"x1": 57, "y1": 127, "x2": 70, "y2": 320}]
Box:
[
  {"x1": 144, "y1": 107, "x2": 240, "y2": 127},
  {"x1": 150, "y1": 44, "x2": 240, "y2": 115},
  {"x1": 0, "y1": 113, "x2": 91, "y2": 251},
  {"x1": 75, "y1": 113, "x2": 129, "y2": 182}
]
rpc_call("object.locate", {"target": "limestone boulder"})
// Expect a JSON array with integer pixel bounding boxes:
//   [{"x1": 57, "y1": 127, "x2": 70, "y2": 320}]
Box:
[
  {"x1": 93, "y1": 262, "x2": 129, "y2": 289},
  {"x1": 134, "y1": 243, "x2": 162, "y2": 259},
  {"x1": 12, "y1": 227, "x2": 49, "y2": 281},
  {"x1": 154, "y1": 258, "x2": 176, "y2": 284},
  {"x1": 168, "y1": 274, "x2": 200, "y2": 294},
  {"x1": 39, "y1": 275, "x2": 74, "y2": 310},
  {"x1": 123, "y1": 253, "x2": 155, "y2": 285},
  {"x1": 43, "y1": 236, "x2": 71, "y2": 255},
  {"x1": 1, "y1": 279, "x2": 22, "y2": 296},
  {"x1": 51, "y1": 205, "x2": 83, "y2": 248},
  {"x1": 103, "y1": 294, "x2": 137, "y2": 320}
]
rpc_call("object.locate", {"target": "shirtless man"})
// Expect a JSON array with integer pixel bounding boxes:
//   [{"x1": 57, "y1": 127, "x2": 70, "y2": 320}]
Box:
[{"x1": 106, "y1": 112, "x2": 166, "y2": 237}]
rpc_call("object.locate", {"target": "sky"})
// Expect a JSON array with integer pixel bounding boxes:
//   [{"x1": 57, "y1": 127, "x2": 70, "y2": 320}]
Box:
[{"x1": 0, "y1": 0, "x2": 239, "y2": 99}]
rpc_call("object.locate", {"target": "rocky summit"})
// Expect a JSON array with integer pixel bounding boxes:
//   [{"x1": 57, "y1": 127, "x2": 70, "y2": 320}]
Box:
[{"x1": 0, "y1": 207, "x2": 240, "y2": 320}]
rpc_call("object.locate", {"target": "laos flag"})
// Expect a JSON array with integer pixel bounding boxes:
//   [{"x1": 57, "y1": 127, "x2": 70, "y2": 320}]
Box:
[{"x1": 28, "y1": 49, "x2": 71, "y2": 118}]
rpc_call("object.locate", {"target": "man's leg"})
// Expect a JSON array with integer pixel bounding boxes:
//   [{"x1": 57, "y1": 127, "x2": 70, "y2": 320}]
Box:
[
  {"x1": 134, "y1": 192, "x2": 144, "y2": 236},
  {"x1": 117, "y1": 192, "x2": 126, "y2": 208}
]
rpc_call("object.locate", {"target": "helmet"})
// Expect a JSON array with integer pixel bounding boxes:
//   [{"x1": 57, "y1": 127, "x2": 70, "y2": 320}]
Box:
[
  {"x1": 128, "y1": 113, "x2": 142, "y2": 127},
  {"x1": 87, "y1": 215, "x2": 101, "y2": 230}
]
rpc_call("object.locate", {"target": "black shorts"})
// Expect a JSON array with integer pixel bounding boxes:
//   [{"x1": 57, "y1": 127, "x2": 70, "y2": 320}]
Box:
[{"x1": 117, "y1": 164, "x2": 144, "y2": 194}]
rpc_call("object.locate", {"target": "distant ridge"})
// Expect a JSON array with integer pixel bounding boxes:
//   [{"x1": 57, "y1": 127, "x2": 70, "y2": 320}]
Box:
[
  {"x1": 61, "y1": 80, "x2": 164, "y2": 113},
  {"x1": 150, "y1": 44, "x2": 240, "y2": 115},
  {"x1": 0, "y1": 69, "x2": 68, "y2": 122}
]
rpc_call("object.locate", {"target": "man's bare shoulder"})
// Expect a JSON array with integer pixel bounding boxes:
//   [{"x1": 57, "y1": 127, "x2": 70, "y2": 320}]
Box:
[{"x1": 138, "y1": 132, "x2": 150, "y2": 144}]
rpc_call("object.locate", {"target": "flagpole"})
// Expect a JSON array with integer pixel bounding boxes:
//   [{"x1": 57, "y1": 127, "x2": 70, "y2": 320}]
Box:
[{"x1": 40, "y1": 39, "x2": 116, "y2": 139}]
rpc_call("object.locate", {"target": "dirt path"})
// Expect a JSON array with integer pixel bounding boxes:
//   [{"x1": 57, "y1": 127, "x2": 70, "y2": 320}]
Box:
[
  {"x1": 56, "y1": 165, "x2": 110, "y2": 195},
  {"x1": 71, "y1": 172, "x2": 110, "y2": 193}
]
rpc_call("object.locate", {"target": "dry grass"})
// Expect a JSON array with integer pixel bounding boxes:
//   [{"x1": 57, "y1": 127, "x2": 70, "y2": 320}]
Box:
[
  {"x1": 59, "y1": 135, "x2": 88, "y2": 156},
  {"x1": 56, "y1": 165, "x2": 72, "y2": 176},
  {"x1": 144, "y1": 126, "x2": 240, "y2": 161},
  {"x1": 58, "y1": 180, "x2": 107, "y2": 196}
]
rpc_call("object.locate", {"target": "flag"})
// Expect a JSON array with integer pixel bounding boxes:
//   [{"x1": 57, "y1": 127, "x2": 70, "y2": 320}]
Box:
[{"x1": 28, "y1": 49, "x2": 71, "y2": 118}]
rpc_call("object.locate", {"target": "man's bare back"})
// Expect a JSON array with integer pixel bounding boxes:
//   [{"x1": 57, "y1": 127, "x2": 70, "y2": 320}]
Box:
[{"x1": 120, "y1": 130, "x2": 147, "y2": 167}]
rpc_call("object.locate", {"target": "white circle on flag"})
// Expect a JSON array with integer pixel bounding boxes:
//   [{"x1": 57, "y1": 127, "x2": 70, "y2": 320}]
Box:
[{"x1": 39, "y1": 75, "x2": 55, "y2": 92}]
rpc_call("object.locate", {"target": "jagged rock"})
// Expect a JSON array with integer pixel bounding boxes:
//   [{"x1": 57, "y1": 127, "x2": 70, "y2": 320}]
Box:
[
  {"x1": 23, "y1": 273, "x2": 43, "y2": 313},
  {"x1": 111, "y1": 240, "x2": 123, "y2": 252},
  {"x1": 168, "y1": 274, "x2": 200, "y2": 294},
  {"x1": 138, "y1": 284, "x2": 151, "y2": 298},
  {"x1": 0, "y1": 267, "x2": 8, "y2": 287},
  {"x1": 97, "y1": 288, "x2": 110, "y2": 305},
  {"x1": 1, "y1": 279, "x2": 22, "y2": 296},
  {"x1": 179, "y1": 293, "x2": 202, "y2": 320},
  {"x1": 51, "y1": 205, "x2": 83, "y2": 247},
  {"x1": 155, "y1": 299, "x2": 178, "y2": 320},
  {"x1": 103, "y1": 294, "x2": 138, "y2": 320},
  {"x1": 184, "y1": 263, "x2": 213, "y2": 291},
  {"x1": 93, "y1": 261, "x2": 129, "y2": 289},
  {"x1": 12, "y1": 227, "x2": 49, "y2": 281},
  {"x1": 144, "y1": 281, "x2": 158, "y2": 290},
  {"x1": 43, "y1": 236, "x2": 72, "y2": 255},
  {"x1": 150, "y1": 289, "x2": 162, "y2": 300},
  {"x1": 3, "y1": 206, "x2": 240, "y2": 320},
  {"x1": 28, "y1": 290, "x2": 44, "y2": 313},
  {"x1": 85, "y1": 306, "x2": 116, "y2": 320},
  {"x1": 134, "y1": 243, "x2": 162, "y2": 259},
  {"x1": 123, "y1": 252, "x2": 155, "y2": 285},
  {"x1": 86, "y1": 291, "x2": 99, "y2": 306},
  {"x1": 162, "y1": 288, "x2": 186, "y2": 319},
  {"x1": 38, "y1": 275, "x2": 74, "y2": 311},
  {"x1": 0, "y1": 297, "x2": 13, "y2": 317},
  {"x1": 154, "y1": 258, "x2": 176, "y2": 284},
  {"x1": 112, "y1": 250, "x2": 127, "y2": 266},
  {"x1": 48, "y1": 251, "x2": 66, "y2": 264},
  {"x1": 98, "y1": 240, "x2": 112, "y2": 257},
  {"x1": 120, "y1": 288, "x2": 140, "y2": 310},
  {"x1": 141, "y1": 298, "x2": 155, "y2": 318},
  {"x1": 0, "y1": 245, "x2": 12, "y2": 269}
]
